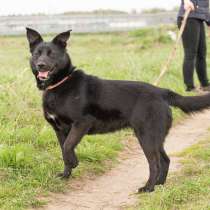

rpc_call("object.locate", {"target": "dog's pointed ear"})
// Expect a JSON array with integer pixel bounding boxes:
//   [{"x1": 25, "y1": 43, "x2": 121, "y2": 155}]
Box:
[
  {"x1": 52, "y1": 30, "x2": 72, "y2": 48},
  {"x1": 26, "y1": 27, "x2": 43, "y2": 53}
]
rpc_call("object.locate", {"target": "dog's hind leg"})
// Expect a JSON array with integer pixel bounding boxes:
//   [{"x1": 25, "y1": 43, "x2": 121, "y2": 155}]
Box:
[
  {"x1": 156, "y1": 146, "x2": 170, "y2": 185},
  {"x1": 156, "y1": 109, "x2": 172, "y2": 185},
  {"x1": 132, "y1": 101, "x2": 169, "y2": 192},
  {"x1": 135, "y1": 130, "x2": 161, "y2": 193}
]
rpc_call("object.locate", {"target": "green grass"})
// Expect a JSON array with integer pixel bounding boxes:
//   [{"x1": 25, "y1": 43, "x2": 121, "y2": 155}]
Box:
[
  {"x1": 132, "y1": 135, "x2": 210, "y2": 210},
  {"x1": 0, "y1": 26, "x2": 210, "y2": 209}
]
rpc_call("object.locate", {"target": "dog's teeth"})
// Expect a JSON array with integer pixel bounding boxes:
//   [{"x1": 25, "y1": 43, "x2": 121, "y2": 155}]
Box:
[{"x1": 39, "y1": 77, "x2": 48, "y2": 81}]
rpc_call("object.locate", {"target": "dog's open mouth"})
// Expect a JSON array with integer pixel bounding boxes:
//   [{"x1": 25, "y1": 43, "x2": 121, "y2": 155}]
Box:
[{"x1": 37, "y1": 71, "x2": 49, "y2": 81}]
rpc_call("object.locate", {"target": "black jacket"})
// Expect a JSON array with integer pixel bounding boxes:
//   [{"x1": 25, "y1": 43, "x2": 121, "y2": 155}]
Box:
[{"x1": 178, "y1": 0, "x2": 210, "y2": 25}]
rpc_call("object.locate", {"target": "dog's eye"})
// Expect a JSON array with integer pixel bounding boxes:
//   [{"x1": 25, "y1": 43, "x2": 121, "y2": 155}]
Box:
[
  {"x1": 47, "y1": 50, "x2": 52, "y2": 56},
  {"x1": 34, "y1": 50, "x2": 41, "y2": 57}
]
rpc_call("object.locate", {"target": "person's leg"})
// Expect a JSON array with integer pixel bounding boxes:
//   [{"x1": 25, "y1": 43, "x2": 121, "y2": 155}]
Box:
[
  {"x1": 196, "y1": 20, "x2": 209, "y2": 87},
  {"x1": 178, "y1": 18, "x2": 200, "y2": 90}
]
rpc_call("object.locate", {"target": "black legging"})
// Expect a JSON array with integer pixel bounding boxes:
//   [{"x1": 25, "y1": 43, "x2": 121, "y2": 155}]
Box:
[{"x1": 177, "y1": 17, "x2": 209, "y2": 88}]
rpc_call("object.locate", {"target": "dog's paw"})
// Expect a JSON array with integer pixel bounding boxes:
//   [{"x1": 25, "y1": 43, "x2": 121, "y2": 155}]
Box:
[
  {"x1": 138, "y1": 186, "x2": 154, "y2": 193},
  {"x1": 56, "y1": 171, "x2": 71, "y2": 179}
]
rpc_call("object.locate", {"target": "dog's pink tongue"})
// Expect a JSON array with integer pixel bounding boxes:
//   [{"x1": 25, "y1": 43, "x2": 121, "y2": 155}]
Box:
[{"x1": 38, "y1": 71, "x2": 49, "y2": 78}]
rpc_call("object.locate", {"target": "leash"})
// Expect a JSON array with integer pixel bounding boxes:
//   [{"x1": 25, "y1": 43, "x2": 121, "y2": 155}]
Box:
[{"x1": 153, "y1": 9, "x2": 191, "y2": 86}]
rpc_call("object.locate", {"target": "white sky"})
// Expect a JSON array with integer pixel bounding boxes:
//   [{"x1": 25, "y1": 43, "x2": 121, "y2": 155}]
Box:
[{"x1": 0, "y1": 0, "x2": 180, "y2": 15}]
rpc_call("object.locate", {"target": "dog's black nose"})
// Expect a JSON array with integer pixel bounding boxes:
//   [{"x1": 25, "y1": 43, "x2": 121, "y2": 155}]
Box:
[{"x1": 37, "y1": 62, "x2": 47, "y2": 70}]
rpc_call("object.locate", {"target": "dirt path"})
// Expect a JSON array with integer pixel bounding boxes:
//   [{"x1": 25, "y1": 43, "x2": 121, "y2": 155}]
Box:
[{"x1": 39, "y1": 110, "x2": 210, "y2": 210}]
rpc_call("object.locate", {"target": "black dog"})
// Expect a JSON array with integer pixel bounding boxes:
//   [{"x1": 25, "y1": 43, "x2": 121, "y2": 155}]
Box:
[{"x1": 26, "y1": 28, "x2": 210, "y2": 192}]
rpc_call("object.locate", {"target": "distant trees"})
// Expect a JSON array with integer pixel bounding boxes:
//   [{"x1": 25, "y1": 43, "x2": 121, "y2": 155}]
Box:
[{"x1": 141, "y1": 7, "x2": 179, "y2": 14}]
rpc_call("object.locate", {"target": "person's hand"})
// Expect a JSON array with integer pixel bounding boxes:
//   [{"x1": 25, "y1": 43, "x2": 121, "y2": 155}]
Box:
[{"x1": 184, "y1": 0, "x2": 195, "y2": 11}]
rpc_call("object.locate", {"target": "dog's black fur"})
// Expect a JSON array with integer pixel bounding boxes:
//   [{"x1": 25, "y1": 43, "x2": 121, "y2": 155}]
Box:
[{"x1": 26, "y1": 28, "x2": 210, "y2": 192}]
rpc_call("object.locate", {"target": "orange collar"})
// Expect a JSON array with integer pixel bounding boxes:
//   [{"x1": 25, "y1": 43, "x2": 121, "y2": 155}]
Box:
[{"x1": 46, "y1": 75, "x2": 70, "y2": 90}]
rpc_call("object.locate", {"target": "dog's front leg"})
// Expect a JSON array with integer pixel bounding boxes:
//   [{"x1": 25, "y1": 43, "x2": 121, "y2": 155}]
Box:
[
  {"x1": 61, "y1": 122, "x2": 90, "y2": 179},
  {"x1": 54, "y1": 129, "x2": 79, "y2": 178},
  {"x1": 45, "y1": 116, "x2": 76, "y2": 178}
]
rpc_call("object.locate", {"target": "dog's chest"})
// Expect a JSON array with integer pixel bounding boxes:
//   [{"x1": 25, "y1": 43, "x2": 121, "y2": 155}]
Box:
[
  {"x1": 47, "y1": 112, "x2": 57, "y2": 122},
  {"x1": 43, "y1": 91, "x2": 75, "y2": 129},
  {"x1": 46, "y1": 111, "x2": 61, "y2": 128},
  {"x1": 43, "y1": 92, "x2": 62, "y2": 126},
  {"x1": 45, "y1": 104, "x2": 66, "y2": 130},
  {"x1": 43, "y1": 92, "x2": 57, "y2": 111}
]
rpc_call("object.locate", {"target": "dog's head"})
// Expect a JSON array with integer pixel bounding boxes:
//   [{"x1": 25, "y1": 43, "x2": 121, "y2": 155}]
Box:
[{"x1": 26, "y1": 28, "x2": 74, "y2": 90}]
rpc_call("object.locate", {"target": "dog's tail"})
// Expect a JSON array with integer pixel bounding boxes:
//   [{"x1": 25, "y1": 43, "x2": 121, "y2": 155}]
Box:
[{"x1": 163, "y1": 90, "x2": 210, "y2": 113}]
